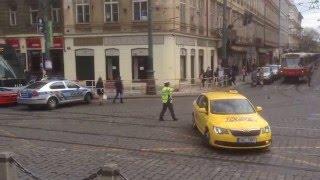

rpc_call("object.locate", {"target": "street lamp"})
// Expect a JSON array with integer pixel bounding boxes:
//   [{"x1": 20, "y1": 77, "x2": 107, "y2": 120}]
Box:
[{"x1": 146, "y1": 0, "x2": 156, "y2": 95}]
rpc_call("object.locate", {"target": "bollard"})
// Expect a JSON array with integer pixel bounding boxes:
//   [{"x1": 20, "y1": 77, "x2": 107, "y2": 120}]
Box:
[
  {"x1": 98, "y1": 163, "x2": 121, "y2": 180},
  {"x1": 0, "y1": 152, "x2": 18, "y2": 180}
]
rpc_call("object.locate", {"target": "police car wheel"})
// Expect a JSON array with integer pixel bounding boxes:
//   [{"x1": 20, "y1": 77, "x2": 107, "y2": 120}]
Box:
[
  {"x1": 47, "y1": 98, "x2": 57, "y2": 110},
  {"x1": 84, "y1": 94, "x2": 92, "y2": 104}
]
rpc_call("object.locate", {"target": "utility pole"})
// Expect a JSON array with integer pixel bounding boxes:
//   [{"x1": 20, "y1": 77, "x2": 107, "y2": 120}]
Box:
[
  {"x1": 222, "y1": 0, "x2": 228, "y2": 67},
  {"x1": 40, "y1": 0, "x2": 53, "y2": 75},
  {"x1": 146, "y1": 0, "x2": 156, "y2": 95},
  {"x1": 278, "y1": 0, "x2": 281, "y2": 64}
]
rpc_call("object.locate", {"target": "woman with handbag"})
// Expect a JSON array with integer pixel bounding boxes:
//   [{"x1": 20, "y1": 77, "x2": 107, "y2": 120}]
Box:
[{"x1": 96, "y1": 77, "x2": 104, "y2": 105}]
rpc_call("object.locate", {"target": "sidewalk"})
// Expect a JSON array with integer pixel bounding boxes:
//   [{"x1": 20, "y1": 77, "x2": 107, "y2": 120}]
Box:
[{"x1": 97, "y1": 76, "x2": 251, "y2": 99}]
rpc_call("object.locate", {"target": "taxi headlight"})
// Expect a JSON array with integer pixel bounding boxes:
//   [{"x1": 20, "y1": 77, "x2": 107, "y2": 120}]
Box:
[
  {"x1": 213, "y1": 126, "x2": 229, "y2": 134},
  {"x1": 261, "y1": 126, "x2": 271, "y2": 133}
]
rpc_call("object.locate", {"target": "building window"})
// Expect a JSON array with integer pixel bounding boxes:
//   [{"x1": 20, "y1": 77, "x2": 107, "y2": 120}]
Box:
[
  {"x1": 189, "y1": 0, "x2": 196, "y2": 25},
  {"x1": 76, "y1": 0, "x2": 90, "y2": 23},
  {"x1": 51, "y1": 8, "x2": 60, "y2": 23},
  {"x1": 210, "y1": 0, "x2": 215, "y2": 29},
  {"x1": 180, "y1": 0, "x2": 186, "y2": 24},
  {"x1": 30, "y1": 7, "x2": 39, "y2": 25},
  {"x1": 52, "y1": 8, "x2": 60, "y2": 23},
  {"x1": 105, "y1": 0, "x2": 119, "y2": 22},
  {"x1": 133, "y1": 0, "x2": 148, "y2": 21},
  {"x1": 9, "y1": 9, "x2": 17, "y2": 26}
]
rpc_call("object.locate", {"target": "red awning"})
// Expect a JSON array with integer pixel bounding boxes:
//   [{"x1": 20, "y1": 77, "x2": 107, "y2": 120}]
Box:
[
  {"x1": 53, "y1": 37, "x2": 64, "y2": 49},
  {"x1": 5, "y1": 38, "x2": 20, "y2": 49},
  {"x1": 26, "y1": 37, "x2": 41, "y2": 49}
]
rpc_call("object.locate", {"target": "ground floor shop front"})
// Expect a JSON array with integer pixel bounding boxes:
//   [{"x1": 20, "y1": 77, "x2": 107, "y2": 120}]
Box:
[
  {"x1": 63, "y1": 34, "x2": 218, "y2": 87},
  {"x1": 0, "y1": 36, "x2": 64, "y2": 79}
]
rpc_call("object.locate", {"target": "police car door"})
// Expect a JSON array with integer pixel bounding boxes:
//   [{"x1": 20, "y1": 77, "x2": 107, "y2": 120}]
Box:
[
  {"x1": 65, "y1": 81, "x2": 82, "y2": 101},
  {"x1": 49, "y1": 82, "x2": 69, "y2": 102}
]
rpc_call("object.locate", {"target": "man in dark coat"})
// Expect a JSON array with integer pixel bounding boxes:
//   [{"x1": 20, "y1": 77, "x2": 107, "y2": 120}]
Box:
[{"x1": 113, "y1": 76, "x2": 123, "y2": 103}]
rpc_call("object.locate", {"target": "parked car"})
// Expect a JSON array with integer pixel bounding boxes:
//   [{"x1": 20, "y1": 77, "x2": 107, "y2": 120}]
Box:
[
  {"x1": 268, "y1": 64, "x2": 281, "y2": 80},
  {"x1": 0, "y1": 87, "x2": 18, "y2": 105},
  {"x1": 260, "y1": 67, "x2": 273, "y2": 84},
  {"x1": 18, "y1": 80, "x2": 93, "y2": 109}
]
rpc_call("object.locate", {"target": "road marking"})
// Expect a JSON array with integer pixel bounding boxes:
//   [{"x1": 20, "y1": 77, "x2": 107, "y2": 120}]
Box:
[
  {"x1": 272, "y1": 154, "x2": 320, "y2": 168},
  {"x1": 140, "y1": 147, "x2": 198, "y2": 152},
  {"x1": 272, "y1": 146, "x2": 320, "y2": 149},
  {"x1": 163, "y1": 130, "x2": 198, "y2": 139}
]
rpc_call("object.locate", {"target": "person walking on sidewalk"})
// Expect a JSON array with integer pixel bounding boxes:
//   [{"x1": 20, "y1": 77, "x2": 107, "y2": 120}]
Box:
[
  {"x1": 159, "y1": 82, "x2": 178, "y2": 121},
  {"x1": 242, "y1": 66, "x2": 247, "y2": 82},
  {"x1": 96, "y1": 77, "x2": 104, "y2": 105},
  {"x1": 113, "y1": 76, "x2": 124, "y2": 103}
]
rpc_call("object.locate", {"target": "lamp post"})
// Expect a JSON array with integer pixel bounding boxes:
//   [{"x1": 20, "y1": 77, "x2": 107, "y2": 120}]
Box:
[
  {"x1": 222, "y1": 0, "x2": 228, "y2": 68},
  {"x1": 146, "y1": 0, "x2": 156, "y2": 95}
]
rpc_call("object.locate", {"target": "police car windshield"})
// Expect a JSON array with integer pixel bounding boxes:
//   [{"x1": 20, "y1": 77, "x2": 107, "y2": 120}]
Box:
[
  {"x1": 26, "y1": 82, "x2": 47, "y2": 89},
  {"x1": 211, "y1": 99, "x2": 256, "y2": 114}
]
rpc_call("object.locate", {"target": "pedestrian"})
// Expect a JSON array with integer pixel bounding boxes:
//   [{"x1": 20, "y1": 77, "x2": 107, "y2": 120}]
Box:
[
  {"x1": 205, "y1": 67, "x2": 213, "y2": 87},
  {"x1": 257, "y1": 68, "x2": 264, "y2": 87},
  {"x1": 231, "y1": 68, "x2": 236, "y2": 86},
  {"x1": 41, "y1": 70, "x2": 48, "y2": 81},
  {"x1": 159, "y1": 81, "x2": 178, "y2": 121},
  {"x1": 24, "y1": 69, "x2": 31, "y2": 83},
  {"x1": 199, "y1": 70, "x2": 205, "y2": 88},
  {"x1": 113, "y1": 76, "x2": 123, "y2": 103},
  {"x1": 307, "y1": 71, "x2": 311, "y2": 87},
  {"x1": 96, "y1": 77, "x2": 104, "y2": 105},
  {"x1": 251, "y1": 67, "x2": 258, "y2": 87},
  {"x1": 242, "y1": 66, "x2": 247, "y2": 82}
]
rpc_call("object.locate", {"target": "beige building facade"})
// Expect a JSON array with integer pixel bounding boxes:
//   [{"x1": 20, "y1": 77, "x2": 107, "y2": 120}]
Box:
[
  {"x1": 288, "y1": 1, "x2": 303, "y2": 50},
  {"x1": 63, "y1": 0, "x2": 219, "y2": 86}
]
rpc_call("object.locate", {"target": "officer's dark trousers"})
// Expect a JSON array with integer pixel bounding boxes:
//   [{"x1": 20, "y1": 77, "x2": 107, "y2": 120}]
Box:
[{"x1": 160, "y1": 102, "x2": 176, "y2": 119}]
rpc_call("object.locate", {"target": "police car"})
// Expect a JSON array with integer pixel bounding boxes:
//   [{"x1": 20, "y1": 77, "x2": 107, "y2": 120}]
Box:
[{"x1": 18, "y1": 80, "x2": 93, "y2": 109}]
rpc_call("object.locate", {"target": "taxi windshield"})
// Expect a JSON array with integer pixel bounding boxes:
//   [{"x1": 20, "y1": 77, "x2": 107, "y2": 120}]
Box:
[{"x1": 211, "y1": 99, "x2": 256, "y2": 114}]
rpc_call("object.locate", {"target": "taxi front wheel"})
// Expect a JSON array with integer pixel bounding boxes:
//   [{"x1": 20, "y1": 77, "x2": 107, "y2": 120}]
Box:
[
  {"x1": 204, "y1": 130, "x2": 212, "y2": 146},
  {"x1": 192, "y1": 113, "x2": 197, "y2": 129}
]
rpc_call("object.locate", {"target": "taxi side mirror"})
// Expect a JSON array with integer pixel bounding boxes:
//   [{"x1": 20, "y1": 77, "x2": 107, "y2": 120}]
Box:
[
  {"x1": 198, "y1": 108, "x2": 207, "y2": 114},
  {"x1": 256, "y1": 106, "x2": 263, "y2": 112}
]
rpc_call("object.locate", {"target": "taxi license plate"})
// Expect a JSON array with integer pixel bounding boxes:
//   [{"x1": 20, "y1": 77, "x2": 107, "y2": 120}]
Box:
[{"x1": 237, "y1": 137, "x2": 257, "y2": 143}]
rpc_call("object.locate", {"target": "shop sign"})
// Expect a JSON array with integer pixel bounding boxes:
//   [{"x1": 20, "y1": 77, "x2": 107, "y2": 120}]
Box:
[
  {"x1": 5, "y1": 38, "x2": 20, "y2": 49},
  {"x1": 53, "y1": 37, "x2": 64, "y2": 49},
  {"x1": 26, "y1": 38, "x2": 41, "y2": 49}
]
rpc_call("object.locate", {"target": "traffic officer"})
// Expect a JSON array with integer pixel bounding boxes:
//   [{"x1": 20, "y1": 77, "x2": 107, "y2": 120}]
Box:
[{"x1": 159, "y1": 81, "x2": 178, "y2": 121}]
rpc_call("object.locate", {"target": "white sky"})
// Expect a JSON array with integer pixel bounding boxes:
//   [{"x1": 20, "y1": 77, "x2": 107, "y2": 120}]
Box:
[{"x1": 294, "y1": 0, "x2": 320, "y2": 30}]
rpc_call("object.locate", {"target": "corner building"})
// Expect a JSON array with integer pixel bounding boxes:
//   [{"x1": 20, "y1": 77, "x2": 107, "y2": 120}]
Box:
[
  {"x1": 0, "y1": 0, "x2": 64, "y2": 78},
  {"x1": 63, "y1": 0, "x2": 219, "y2": 86}
]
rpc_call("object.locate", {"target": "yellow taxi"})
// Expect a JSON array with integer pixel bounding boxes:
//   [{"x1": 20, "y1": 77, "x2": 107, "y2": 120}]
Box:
[{"x1": 192, "y1": 90, "x2": 272, "y2": 149}]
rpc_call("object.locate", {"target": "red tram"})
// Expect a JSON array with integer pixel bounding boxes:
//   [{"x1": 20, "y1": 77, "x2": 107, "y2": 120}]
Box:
[{"x1": 280, "y1": 53, "x2": 318, "y2": 81}]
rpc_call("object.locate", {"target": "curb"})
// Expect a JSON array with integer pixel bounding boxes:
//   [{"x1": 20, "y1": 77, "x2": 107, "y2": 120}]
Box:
[{"x1": 92, "y1": 82, "x2": 251, "y2": 100}]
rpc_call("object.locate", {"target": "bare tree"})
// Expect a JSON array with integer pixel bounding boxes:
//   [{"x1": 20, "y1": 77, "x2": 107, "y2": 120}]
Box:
[{"x1": 300, "y1": 28, "x2": 320, "y2": 52}]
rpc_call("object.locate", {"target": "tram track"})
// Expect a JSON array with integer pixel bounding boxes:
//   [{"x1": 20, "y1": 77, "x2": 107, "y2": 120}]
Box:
[
  {"x1": 0, "y1": 122, "x2": 320, "y2": 152},
  {"x1": 0, "y1": 130, "x2": 320, "y2": 174},
  {"x1": 2, "y1": 111, "x2": 320, "y2": 140}
]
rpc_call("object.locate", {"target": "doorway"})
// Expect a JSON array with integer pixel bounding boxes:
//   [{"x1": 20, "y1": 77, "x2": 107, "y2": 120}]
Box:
[
  {"x1": 132, "y1": 56, "x2": 148, "y2": 80},
  {"x1": 180, "y1": 55, "x2": 186, "y2": 80},
  {"x1": 106, "y1": 56, "x2": 120, "y2": 80}
]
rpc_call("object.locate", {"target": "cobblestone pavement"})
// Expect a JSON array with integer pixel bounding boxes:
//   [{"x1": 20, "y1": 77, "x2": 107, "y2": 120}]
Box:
[{"x1": 1, "y1": 70, "x2": 320, "y2": 180}]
